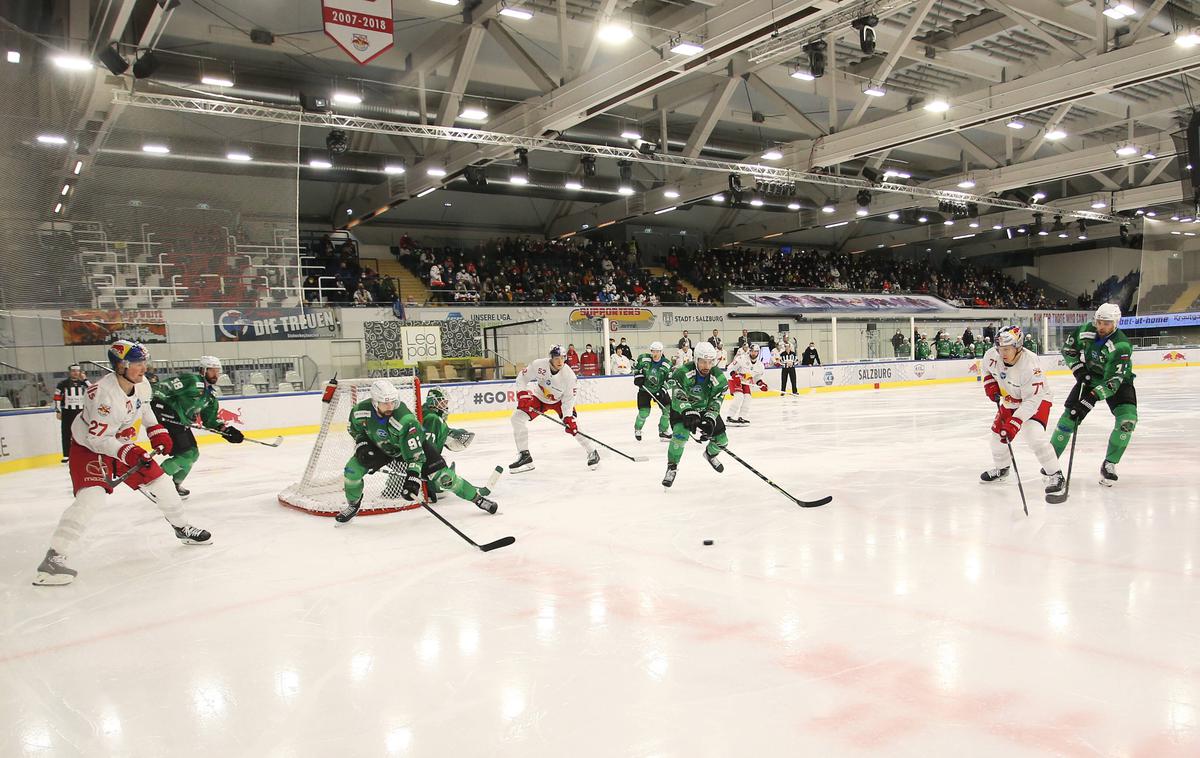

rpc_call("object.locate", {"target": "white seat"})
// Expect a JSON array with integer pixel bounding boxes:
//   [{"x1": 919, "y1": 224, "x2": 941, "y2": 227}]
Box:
[
  {"x1": 0, "y1": 397, "x2": 12, "y2": 409},
  {"x1": 284, "y1": 370, "x2": 302, "y2": 384},
  {"x1": 217, "y1": 373, "x2": 234, "y2": 388},
  {"x1": 240, "y1": 384, "x2": 257, "y2": 396},
  {"x1": 249, "y1": 371, "x2": 269, "y2": 386},
  {"x1": 277, "y1": 382, "x2": 294, "y2": 393}
]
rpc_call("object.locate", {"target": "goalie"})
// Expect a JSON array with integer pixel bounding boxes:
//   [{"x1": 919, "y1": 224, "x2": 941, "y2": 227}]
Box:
[{"x1": 335, "y1": 380, "x2": 497, "y2": 524}]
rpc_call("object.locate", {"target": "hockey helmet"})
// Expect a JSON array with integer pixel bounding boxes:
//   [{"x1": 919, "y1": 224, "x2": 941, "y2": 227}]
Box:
[
  {"x1": 1094, "y1": 302, "x2": 1121, "y2": 323},
  {"x1": 199, "y1": 355, "x2": 222, "y2": 371},
  {"x1": 369, "y1": 379, "x2": 400, "y2": 411},
  {"x1": 649, "y1": 341, "x2": 664, "y2": 353},
  {"x1": 108, "y1": 340, "x2": 149, "y2": 371},
  {"x1": 548, "y1": 344, "x2": 565, "y2": 359},
  {"x1": 424, "y1": 387, "x2": 449, "y2": 416},
  {"x1": 694, "y1": 341, "x2": 719, "y2": 363},
  {"x1": 996, "y1": 325, "x2": 1023, "y2": 347}
]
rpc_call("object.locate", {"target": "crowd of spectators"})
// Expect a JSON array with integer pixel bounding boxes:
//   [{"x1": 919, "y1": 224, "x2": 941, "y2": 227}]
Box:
[
  {"x1": 301, "y1": 235, "x2": 398, "y2": 306},
  {"x1": 683, "y1": 247, "x2": 1063, "y2": 309},
  {"x1": 396, "y1": 237, "x2": 695, "y2": 305}
]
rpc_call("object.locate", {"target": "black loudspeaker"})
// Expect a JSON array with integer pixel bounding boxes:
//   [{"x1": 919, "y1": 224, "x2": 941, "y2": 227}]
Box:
[
  {"x1": 778, "y1": 323, "x2": 789, "y2": 332},
  {"x1": 131, "y1": 51, "x2": 159, "y2": 79},
  {"x1": 97, "y1": 42, "x2": 128, "y2": 75},
  {"x1": 867, "y1": 322, "x2": 878, "y2": 332}
]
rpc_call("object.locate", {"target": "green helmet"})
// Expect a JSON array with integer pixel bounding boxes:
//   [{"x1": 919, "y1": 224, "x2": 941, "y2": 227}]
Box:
[{"x1": 423, "y1": 387, "x2": 449, "y2": 416}]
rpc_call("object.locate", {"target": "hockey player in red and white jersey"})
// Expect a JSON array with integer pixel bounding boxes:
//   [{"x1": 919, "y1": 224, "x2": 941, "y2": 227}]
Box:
[
  {"x1": 980, "y1": 325, "x2": 1066, "y2": 502},
  {"x1": 509, "y1": 345, "x2": 599, "y2": 473},
  {"x1": 33, "y1": 341, "x2": 212, "y2": 586},
  {"x1": 724, "y1": 346, "x2": 766, "y2": 425}
]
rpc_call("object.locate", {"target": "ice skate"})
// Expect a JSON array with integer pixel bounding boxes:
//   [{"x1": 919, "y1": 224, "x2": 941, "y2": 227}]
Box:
[
  {"x1": 662, "y1": 463, "x2": 678, "y2": 488},
  {"x1": 980, "y1": 467, "x2": 1009, "y2": 483},
  {"x1": 703, "y1": 449, "x2": 725, "y2": 473},
  {"x1": 1044, "y1": 471, "x2": 1067, "y2": 503},
  {"x1": 1099, "y1": 461, "x2": 1118, "y2": 487},
  {"x1": 32, "y1": 549, "x2": 76, "y2": 586},
  {"x1": 174, "y1": 480, "x2": 190, "y2": 500},
  {"x1": 334, "y1": 498, "x2": 361, "y2": 525},
  {"x1": 586, "y1": 449, "x2": 600, "y2": 469},
  {"x1": 473, "y1": 493, "x2": 498, "y2": 514},
  {"x1": 658, "y1": 430, "x2": 672, "y2": 441},
  {"x1": 634, "y1": 428, "x2": 642, "y2": 441},
  {"x1": 173, "y1": 524, "x2": 212, "y2": 545},
  {"x1": 509, "y1": 450, "x2": 534, "y2": 473}
]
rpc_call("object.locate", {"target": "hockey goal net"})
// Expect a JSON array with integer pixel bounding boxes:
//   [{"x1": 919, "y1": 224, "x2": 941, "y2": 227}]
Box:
[{"x1": 278, "y1": 375, "x2": 422, "y2": 517}]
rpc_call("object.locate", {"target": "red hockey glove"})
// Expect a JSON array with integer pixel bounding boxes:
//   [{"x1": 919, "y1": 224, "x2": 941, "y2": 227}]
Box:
[
  {"x1": 563, "y1": 415, "x2": 579, "y2": 436},
  {"x1": 992, "y1": 410, "x2": 1023, "y2": 441},
  {"x1": 117, "y1": 442, "x2": 151, "y2": 469},
  {"x1": 983, "y1": 376, "x2": 1001, "y2": 404},
  {"x1": 147, "y1": 424, "x2": 173, "y2": 455},
  {"x1": 516, "y1": 390, "x2": 538, "y2": 416},
  {"x1": 756, "y1": 380, "x2": 768, "y2": 392}
]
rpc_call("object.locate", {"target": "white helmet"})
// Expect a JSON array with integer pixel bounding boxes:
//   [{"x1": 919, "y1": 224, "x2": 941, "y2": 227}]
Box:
[
  {"x1": 694, "y1": 342, "x2": 719, "y2": 362},
  {"x1": 1094, "y1": 303, "x2": 1121, "y2": 323},
  {"x1": 369, "y1": 379, "x2": 400, "y2": 409},
  {"x1": 649, "y1": 341, "x2": 664, "y2": 352},
  {"x1": 199, "y1": 355, "x2": 221, "y2": 371},
  {"x1": 996, "y1": 325, "x2": 1023, "y2": 347}
]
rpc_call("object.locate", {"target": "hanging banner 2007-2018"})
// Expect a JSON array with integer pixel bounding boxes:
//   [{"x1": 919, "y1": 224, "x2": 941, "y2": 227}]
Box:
[{"x1": 322, "y1": 0, "x2": 394, "y2": 65}]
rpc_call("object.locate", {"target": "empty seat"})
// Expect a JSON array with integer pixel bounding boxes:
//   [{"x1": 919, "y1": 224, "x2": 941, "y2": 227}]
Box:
[
  {"x1": 277, "y1": 381, "x2": 294, "y2": 393},
  {"x1": 240, "y1": 384, "x2": 257, "y2": 396},
  {"x1": 440, "y1": 364, "x2": 458, "y2": 380},
  {"x1": 284, "y1": 370, "x2": 302, "y2": 384},
  {"x1": 249, "y1": 371, "x2": 269, "y2": 386},
  {"x1": 0, "y1": 397, "x2": 12, "y2": 409},
  {"x1": 217, "y1": 373, "x2": 234, "y2": 389},
  {"x1": 425, "y1": 365, "x2": 442, "y2": 381}
]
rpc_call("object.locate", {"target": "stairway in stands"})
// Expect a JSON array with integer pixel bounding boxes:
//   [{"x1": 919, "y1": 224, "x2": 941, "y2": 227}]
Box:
[
  {"x1": 376, "y1": 258, "x2": 430, "y2": 304},
  {"x1": 1169, "y1": 281, "x2": 1200, "y2": 311},
  {"x1": 646, "y1": 266, "x2": 701, "y2": 300}
]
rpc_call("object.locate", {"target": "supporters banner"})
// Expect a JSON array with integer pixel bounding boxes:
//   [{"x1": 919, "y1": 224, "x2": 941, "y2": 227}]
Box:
[
  {"x1": 322, "y1": 0, "x2": 394, "y2": 65},
  {"x1": 568, "y1": 306, "x2": 657, "y2": 331},
  {"x1": 61, "y1": 309, "x2": 168, "y2": 346},
  {"x1": 727, "y1": 291, "x2": 955, "y2": 313},
  {"x1": 213, "y1": 308, "x2": 339, "y2": 342}
]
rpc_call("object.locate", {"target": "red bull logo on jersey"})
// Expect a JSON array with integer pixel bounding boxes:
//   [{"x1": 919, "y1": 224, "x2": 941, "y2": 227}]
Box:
[
  {"x1": 217, "y1": 407, "x2": 244, "y2": 426},
  {"x1": 1162, "y1": 351, "x2": 1186, "y2": 362},
  {"x1": 968, "y1": 361, "x2": 981, "y2": 374}
]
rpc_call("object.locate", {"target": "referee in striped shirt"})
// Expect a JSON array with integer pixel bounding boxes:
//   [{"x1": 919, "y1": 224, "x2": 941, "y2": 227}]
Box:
[{"x1": 53, "y1": 364, "x2": 90, "y2": 463}]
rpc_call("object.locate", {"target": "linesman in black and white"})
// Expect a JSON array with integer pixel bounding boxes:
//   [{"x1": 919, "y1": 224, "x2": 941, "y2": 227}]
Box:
[
  {"x1": 53, "y1": 364, "x2": 91, "y2": 463},
  {"x1": 779, "y1": 343, "x2": 799, "y2": 395}
]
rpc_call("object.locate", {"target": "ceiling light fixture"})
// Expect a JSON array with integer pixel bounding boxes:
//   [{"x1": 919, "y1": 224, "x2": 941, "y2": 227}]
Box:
[
  {"x1": 887, "y1": 212, "x2": 899, "y2": 220},
  {"x1": 761, "y1": 148, "x2": 783, "y2": 161},
  {"x1": 1031, "y1": 191, "x2": 1046, "y2": 201},
  {"x1": 663, "y1": 188, "x2": 680, "y2": 199},
  {"x1": 1045, "y1": 128, "x2": 1067, "y2": 141},
  {"x1": 787, "y1": 201, "x2": 801, "y2": 211},
  {"x1": 309, "y1": 157, "x2": 332, "y2": 168},
  {"x1": 598, "y1": 20, "x2": 634, "y2": 44},
  {"x1": 426, "y1": 165, "x2": 447, "y2": 177},
  {"x1": 924, "y1": 98, "x2": 950, "y2": 113},
  {"x1": 1115, "y1": 144, "x2": 1139, "y2": 156},
  {"x1": 654, "y1": 206, "x2": 676, "y2": 215},
  {"x1": 383, "y1": 164, "x2": 406, "y2": 174},
  {"x1": 6, "y1": 50, "x2": 19, "y2": 64},
  {"x1": 142, "y1": 143, "x2": 170, "y2": 154},
  {"x1": 332, "y1": 91, "x2": 362, "y2": 105},
  {"x1": 226, "y1": 150, "x2": 252, "y2": 161},
  {"x1": 957, "y1": 179, "x2": 976, "y2": 189},
  {"x1": 669, "y1": 37, "x2": 704, "y2": 56},
  {"x1": 52, "y1": 55, "x2": 92, "y2": 71},
  {"x1": 790, "y1": 67, "x2": 816, "y2": 81},
  {"x1": 201, "y1": 75, "x2": 234, "y2": 87},
  {"x1": 565, "y1": 179, "x2": 583, "y2": 190},
  {"x1": 1006, "y1": 117, "x2": 1026, "y2": 130},
  {"x1": 499, "y1": 6, "x2": 534, "y2": 20},
  {"x1": 37, "y1": 134, "x2": 68, "y2": 145},
  {"x1": 458, "y1": 106, "x2": 488, "y2": 122},
  {"x1": 862, "y1": 82, "x2": 886, "y2": 97},
  {"x1": 1103, "y1": 2, "x2": 1136, "y2": 19},
  {"x1": 821, "y1": 204, "x2": 836, "y2": 214},
  {"x1": 416, "y1": 187, "x2": 438, "y2": 197},
  {"x1": 711, "y1": 194, "x2": 726, "y2": 202}
]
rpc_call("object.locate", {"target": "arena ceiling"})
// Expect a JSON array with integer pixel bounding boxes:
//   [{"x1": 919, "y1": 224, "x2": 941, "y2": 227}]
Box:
[{"x1": 15, "y1": 0, "x2": 1200, "y2": 257}]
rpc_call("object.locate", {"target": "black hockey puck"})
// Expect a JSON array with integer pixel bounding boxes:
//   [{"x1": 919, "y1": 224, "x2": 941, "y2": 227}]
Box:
[{"x1": 703, "y1": 539, "x2": 714, "y2": 546}]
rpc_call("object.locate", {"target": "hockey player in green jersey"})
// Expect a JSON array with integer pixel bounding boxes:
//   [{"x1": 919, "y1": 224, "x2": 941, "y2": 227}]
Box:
[
  {"x1": 151, "y1": 355, "x2": 244, "y2": 499},
  {"x1": 973, "y1": 337, "x2": 988, "y2": 358},
  {"x1": 950, "y1": 338, "x2": 966, "y2": 358},
  {"x1": 633, "y1": 341, "x2": 673, "y2": 441},
  {"x1": 336, "y1": 380, "x2": 496, "y2": 524},
  {"x1": 935, "y1": 334, "x2": 952, "y2": 359},
  {"x1": 1023, "y1": 332, "x2": 1039, "y2": 353},
  {"x1": 661, "y1": 341, "x2": 730, "y2": 488},
  {"x1": 915, "y1": 335, "x2": 932, "y2": 360},
  {"x1": 418, "y1": 387, "x2": 497, "y2": 507},
  {"x1": 1049, "y1": 303, "x2": 1138, "y2": 485}
]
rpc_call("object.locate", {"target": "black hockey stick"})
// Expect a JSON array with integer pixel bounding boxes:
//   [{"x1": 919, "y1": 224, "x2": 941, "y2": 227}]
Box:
[
  {"x1": 1047, "y1": 411, "x2": 1078, "y2": 505},
  {"x1": 103, "y1": 456, "x2": 153, "y2": 488},
  {"x1": 1001, "y1": 432, "x2": 1029, "y2": 517},
  {"x1": 713, "y1": 442, "x2": 833, "y2": 509},
  {"x1": 160, "y1": 416, "x2": 282, "y2": 447},
  {"x1": 532, "y1": 410, "x2": 649, "y2": 462},
  {"x1": 420, "y1": 498, "x2": 515, "y2": 552}
]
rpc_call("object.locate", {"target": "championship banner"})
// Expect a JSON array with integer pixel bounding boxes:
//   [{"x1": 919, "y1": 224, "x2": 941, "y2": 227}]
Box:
[
  {"x1": 322, "y1": 0, "x2": 394, "y2": 65},
  {"x1": 61, "y1": 309, "x2": 167, "y2": 346},
  {"x1": 727, "y1": 290, "x2": 956, "y2": 313},
  {"x1": 213, "y1": 308, "x2": 339, "y2": 342}
]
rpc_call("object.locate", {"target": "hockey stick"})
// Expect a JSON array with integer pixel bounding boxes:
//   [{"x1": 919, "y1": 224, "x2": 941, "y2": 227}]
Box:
[
  {"x1": 419, "y1": 498, "x2": 515, "y2": 552},
  {"x1": 705, "y1": 439, "x2": 833, "y2": 509},
  {"x1": 1047, "y1": 411, "x2": 1078, "y2": 505},
  {"x1": 160, "y1": 416, "x2": 282, "y2": 447},
  {"x1": 103, "y1": 456, "x2": 153, "y2": 488},
  {"x1": 532, "y1": 410, "x2": 649, "y2": 462},
  {"x1": 1001, "y1": 432, "x2": 1029, "y2": 517}
]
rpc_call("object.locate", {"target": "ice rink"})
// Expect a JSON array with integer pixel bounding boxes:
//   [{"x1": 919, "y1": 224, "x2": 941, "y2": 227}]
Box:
[{"x1": 2, "y1": 368, "x2": 1198, "y2": 757}]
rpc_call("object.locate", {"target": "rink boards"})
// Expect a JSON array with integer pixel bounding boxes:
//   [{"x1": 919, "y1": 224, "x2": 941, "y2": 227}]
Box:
[{"x1": 2, "y1": 346, "x2": 1196, "y2": 474}]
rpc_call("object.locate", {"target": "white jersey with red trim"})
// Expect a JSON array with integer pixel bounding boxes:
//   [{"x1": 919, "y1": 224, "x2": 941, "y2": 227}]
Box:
[
  {"x1": 516, "y1": 358, "x2": 580, "y2": 415},
  {"x1": 70, "y1": 373, "x2": 158, "y2": 457},
  {"x1": 981, "y1": 347, "x2": 1053, "y2": 423},
  {"x1": 727, "y1": 352, "x2": 763, "y2": 383}
]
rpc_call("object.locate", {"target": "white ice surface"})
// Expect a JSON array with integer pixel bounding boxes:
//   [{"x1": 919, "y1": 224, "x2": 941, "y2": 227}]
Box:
[{"x1": 1, "y1": 369, "x2": 1198, "y2": 757}]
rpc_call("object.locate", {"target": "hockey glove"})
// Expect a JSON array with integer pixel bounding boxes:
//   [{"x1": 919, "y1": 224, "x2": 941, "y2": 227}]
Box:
[
  {"x1": 681, "y1": 408, "x2": 701, "y2": 432},
  {"x1": 563, "y1": 415, "x2": 579, "y2": 436},
  {"x1": 696, "y1": 413, "x2": 717, "y2": 441},
  {"x1": 654, "y1": 390, "x2": 671, "y2": 409},
  {"x1": 117, "y1": 442, "x2": 151, "y2": 470},
  {"x1": 756, "y1": 380, "x2": 768, "y2": 392},
  {"x1": 983, "y1": 376, "x2": 1001, "y2": 404},
  {"x1": 992, "y1": 410, "x2": 1022, "y2": 441},
  {"x1": 220, "y1": 426, "x2": 244, "y2": 444},
  {"x1": 1070, "y1": 363, "x2": 1090, "y2": 385},
  {"x1": 445, "y1": 428, "x2": 474, "y2": 451},
  {"x1": 516, "y1": 390, "x2": 539, "y2": 417},
  {"x1": 633, "y1": 374, "x2": 646, "y2": 388},
  {"x1": 402, "y1": 468, "x2": 423, "y2": 500},
  {"x1": 354, "y1": 441, "x2": 392, "y2": 473},
  {"x1": 147, "y1": 424, "x2": 173, "y2": 455}
]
